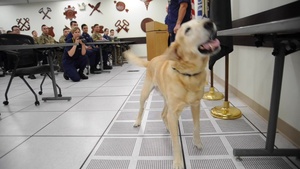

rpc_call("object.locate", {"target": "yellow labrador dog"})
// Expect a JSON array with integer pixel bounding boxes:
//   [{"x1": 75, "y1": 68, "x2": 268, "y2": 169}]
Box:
[{"x1": 124, "y1": 18, "x2": 220, "y2": 169}]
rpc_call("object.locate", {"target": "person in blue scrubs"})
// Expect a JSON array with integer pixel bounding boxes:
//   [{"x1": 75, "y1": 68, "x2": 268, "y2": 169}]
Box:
[
  {"x1": 167, "y1": 0, "x2": 191, "y2": 44},
  {"x1": 63, "y1": 26, "x2": 88, "y2": 82}
]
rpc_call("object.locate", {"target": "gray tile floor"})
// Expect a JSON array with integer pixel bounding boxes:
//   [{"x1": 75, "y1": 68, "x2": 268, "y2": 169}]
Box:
[{"x1": 0, "y1": 64, "x2": 299, "y2": 169}]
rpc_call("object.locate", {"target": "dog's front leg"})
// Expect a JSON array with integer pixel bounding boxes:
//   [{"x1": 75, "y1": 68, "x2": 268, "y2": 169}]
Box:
[
  {"x1": 167, "y1": 108, "x2": 184, "y2": 169},
  {"x1": 191, "y1": 103, "x2": 202, "y2": 149},
  {"x1": 161, "y1": 104, "x2": 169, "y2": 131}
]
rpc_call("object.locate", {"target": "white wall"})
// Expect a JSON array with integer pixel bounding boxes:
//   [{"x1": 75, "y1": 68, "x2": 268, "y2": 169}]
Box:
[
  {"x1": 213, "y1": 0, "x2": 300, "y2": 130},
  {"x1": 231, "y1": 0, "x2": 296, "y2": 20},
  {"x1": 0, "y1": 0, "x2": 168, "y2": 56}
]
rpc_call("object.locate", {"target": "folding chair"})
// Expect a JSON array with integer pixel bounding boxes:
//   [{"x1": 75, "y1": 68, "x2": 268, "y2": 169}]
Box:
[{"x1": 0, "y1": 34, "x2": 60, "y2": 106}]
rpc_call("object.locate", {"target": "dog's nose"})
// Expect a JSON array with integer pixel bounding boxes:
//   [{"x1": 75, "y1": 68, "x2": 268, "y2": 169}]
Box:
[
  {"x1": 204, "y1": 21, "x2": 217, "y2": 39},
  {"x1": 204, "y1": 21, "x2": 214, "y2": 31}
]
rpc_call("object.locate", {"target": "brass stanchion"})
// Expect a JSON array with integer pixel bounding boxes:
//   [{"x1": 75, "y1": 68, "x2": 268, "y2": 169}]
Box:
[
  {"x1": 211, "y1": 55, "x2": 242, "y2": 120},
  {"x1": 203, "y1": 67, "x2": 224, "y2": 100}
]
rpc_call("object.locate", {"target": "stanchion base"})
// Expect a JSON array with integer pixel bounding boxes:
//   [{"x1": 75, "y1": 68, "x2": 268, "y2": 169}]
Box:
[
  {"x1": 203, "y1": 87, "x2": 224, "y2": 100},
  {"x1": 211, "y1": 101, "x2": 242, "y2": 120}
]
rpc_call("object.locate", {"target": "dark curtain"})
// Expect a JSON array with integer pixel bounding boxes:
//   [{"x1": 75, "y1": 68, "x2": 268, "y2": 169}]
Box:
[{"x1": 208, "y1": 0, "x2": 233, "y2": 70}]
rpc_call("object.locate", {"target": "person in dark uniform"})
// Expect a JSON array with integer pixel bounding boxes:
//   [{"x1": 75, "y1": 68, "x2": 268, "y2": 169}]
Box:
[
  {"x1": 63, "y1": 26, "x2": 88, "y2": 82},
  {"x1": 81, "y1": 24, "x2": 101, "y2": 74},
  {"x1": 166, "y1": 0, "x2": 191, "y2": 43},
  {"x1": 65, "y1": 21, "x2": 78, "y2": 41},
  {"x1": 103, "y1": 28, "x2": 111, "y2": 41},
  {"x1": 92, "y1": 24, "x2": 112, "y2": 70}
]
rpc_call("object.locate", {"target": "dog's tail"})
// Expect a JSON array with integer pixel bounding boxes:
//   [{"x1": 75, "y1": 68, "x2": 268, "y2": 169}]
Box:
[{"x1": 123, "y1": 50, "x2": 148, "y2": 68}]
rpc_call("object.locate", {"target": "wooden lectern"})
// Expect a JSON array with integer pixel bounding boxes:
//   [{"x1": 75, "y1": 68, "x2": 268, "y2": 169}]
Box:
[{"x1": 146, "y1": 21, "x2": 168, "y2": 61}]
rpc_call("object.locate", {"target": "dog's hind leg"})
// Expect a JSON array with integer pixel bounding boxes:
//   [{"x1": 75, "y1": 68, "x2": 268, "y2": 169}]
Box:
[
  {"x1": 133, "y1": 79, "x2": 153, "y2": 127},
  {"x1": 191, "y1": 103, "x2": 202, "y2": 149}
]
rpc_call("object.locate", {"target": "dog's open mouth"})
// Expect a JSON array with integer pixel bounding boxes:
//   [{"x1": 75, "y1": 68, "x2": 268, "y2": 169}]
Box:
[{"x1": 198, "y1": 39, "x2": 220, "y2": 54}]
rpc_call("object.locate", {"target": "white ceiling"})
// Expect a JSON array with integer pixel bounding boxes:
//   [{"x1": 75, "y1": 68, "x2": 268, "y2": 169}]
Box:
[{"x1": 0, "y1": 0, "x2": 72, "y2": 6}]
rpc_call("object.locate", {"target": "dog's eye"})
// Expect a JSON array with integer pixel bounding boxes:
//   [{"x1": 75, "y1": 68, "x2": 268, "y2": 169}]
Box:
[{"x1": 185, "y1": 27, "x2": 191, "y2": 34}]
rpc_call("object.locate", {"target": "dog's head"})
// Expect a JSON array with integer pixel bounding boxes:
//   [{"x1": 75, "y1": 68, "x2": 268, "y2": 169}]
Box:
[
  {"x1": 167, "y1": 18, "x2": 221, "y2": 74},
  {"x1": 175, "y1": 18, "x2": 221, "y2": 56}
]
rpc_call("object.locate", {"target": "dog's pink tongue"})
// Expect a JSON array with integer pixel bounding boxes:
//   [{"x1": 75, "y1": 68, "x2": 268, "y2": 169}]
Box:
[{"x1": 201, "y1": 39, "x2": 220, "y2": 50}]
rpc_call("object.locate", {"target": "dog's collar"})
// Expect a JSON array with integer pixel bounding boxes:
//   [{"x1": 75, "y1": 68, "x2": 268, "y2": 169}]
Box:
[{"x1": 172, "y1": 67, "x2": 201, "y2": 77}]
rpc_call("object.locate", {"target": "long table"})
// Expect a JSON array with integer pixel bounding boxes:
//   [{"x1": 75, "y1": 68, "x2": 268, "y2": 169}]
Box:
[
  {"x1": 0, "y1": 43, "x2": 74, "y2": 102},
  {"x1": 86, "y1": 40, "x2": 134, "y2": 72},
  {"x1": 217, "y1": 17, "x2": 300, "y2": 157}
]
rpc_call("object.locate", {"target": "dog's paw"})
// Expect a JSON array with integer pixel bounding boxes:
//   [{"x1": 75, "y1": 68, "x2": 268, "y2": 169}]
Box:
[
  {"x1": 165, "y1": 125, "x2": 169, "y2": 132},
  {"x1": 133, "y1": 122, "x2": 141, "y2": 128},
  {"x1": 193, "y1": 139, "x2": 203, "y2": 149},
  {"x1": 173, "y1": 161, "x2": 184, "y2": 169}
]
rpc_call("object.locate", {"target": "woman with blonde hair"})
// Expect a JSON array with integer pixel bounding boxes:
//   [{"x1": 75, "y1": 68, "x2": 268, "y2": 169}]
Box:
[{"x1": 62, "y1": 26, "x2": 88, "y2": 82}]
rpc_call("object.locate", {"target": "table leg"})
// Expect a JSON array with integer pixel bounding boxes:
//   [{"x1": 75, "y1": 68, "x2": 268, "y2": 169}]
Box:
[
  {"x1": 98, "y1": 45, "x2": 110, "y2": 73},
  {"x1": 42, "y1": 50, "x2": 71, "y2": 101},
  {"x1": 113, "y1": 45, "x2": 118, "y2": 66},
  {"x1": 233, "y1": 43, "x2": 300, "y2": 157}
]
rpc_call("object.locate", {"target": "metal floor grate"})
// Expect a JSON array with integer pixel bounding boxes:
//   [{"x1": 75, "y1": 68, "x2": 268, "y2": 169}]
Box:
[
  {"x1": 226, "y1": 135, "x2": 266, "y2": 149},
  {"x1": 203, "y1": 100, "x2": 225, "y2": 108},
  {"x1": 107, "y1": 122, "x2": 140, "y2": 134},
  {"x1": 87, "y1": 159, "x2": 130, "y2": 169},
  {"x1": 139, "y1": 137, "x2": 173, "y2": 156},
  {"x1": 241, "y1": 157, "x2": 294, "y2": 169},
  {"x1": 122, "y1": 102, "x2": 141, "y2": 110},
  {"x1": 116, "y1": 110, "x2": 139, "y2": 120},
  {"x1": 185, "y1": 136, "x2": 229, "y2": 156},
  {"x1": 144, "y1": 121, "x2": 169, "y2": 134},
  {"x1": 149, "y1": 101, "x2": 165, "y2": 109},
  {"x1": 136, "y1": 160, "x2": 173, "y2": 169},
  {"x1": 181, "y1": 109, "x2": 208, "y2": 119},
  {"x1": 190, "y1": 159, "x2": 237, "y2": 169},
  {"x1": 147, "y1": 110, "x2": 163, "y2": 120},
  {"x1": 181, "y1": 120, "x2": 217, "y2": 134},
  {"x1": 216, "y1": 119, "x2": 255, "y2": 132},
  {"x1": 95, "y1": 138, "x2": 136, "y2": 156},
  {"x1": 128, "y1": 95, "x2": 141, "y2": 101}
]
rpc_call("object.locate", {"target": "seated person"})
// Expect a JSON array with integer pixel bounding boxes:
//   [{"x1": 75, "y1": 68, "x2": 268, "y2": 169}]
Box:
[
  {"x1": 0, "y1": 52, "x2": 7, "y2": 77},
  {"x1": 11, "y1": 25, "x2": 20, "y2": 34},
  {"x1": 91, "y1": 24, "x2": 112, "y2": 69},
  {"x1": 0, "y1": 26, "x2": 20, "y2": 76},
  {"x1": 59, "y1": 27, "x2": 70, "y2": 43},
  {"x1": 65, "y1": 21, "x2": 78, "y2": 41},
  {"x1": 37, "y1": 24, "x2": 57, "y2": 65},
  {"x1": 63, "y1": 26, "x2": 88, "y2": 82},
  {"x1": 103, "y1": 28, "x2": 111, "y2": 41},
  {"x1": 92, "y1": 24, "x2": 104, "y2": 41},
  {"x1": 56, "y1": 27, "x2": 70, "y2": 72},
  {"x1": 81, "y1": 24, "x2": 101, "y2": 74},
  {"x1": 109, "y1": 29, "x2": 115, "y2": 39},
  {"x1": 11, "y1": 25, "x2": 37, "y2": 79},
  {"x1": 31, "y1": 30, "x2": 38, "y2": 44},
  {"x1": 102, "y1": 28, "x2": 115, "y2": 63},
  {"x1": 38, "y1": 24, "x2": 57, "y2": 44}
]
